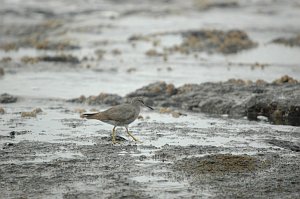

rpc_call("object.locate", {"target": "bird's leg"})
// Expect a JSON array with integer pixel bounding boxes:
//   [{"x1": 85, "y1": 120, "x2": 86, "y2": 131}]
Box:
[
  {"x1": 125, "y1": 126, "x2": 141, "y2": 143},
  {"x1": 112, "y1": 126, "x2": 117, "y2": 144}
]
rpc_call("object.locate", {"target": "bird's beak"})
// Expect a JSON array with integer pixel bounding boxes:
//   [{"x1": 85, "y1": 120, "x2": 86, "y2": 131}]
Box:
[{"x1": 144, "y1": 104, "x2": 153, "y2": 110}]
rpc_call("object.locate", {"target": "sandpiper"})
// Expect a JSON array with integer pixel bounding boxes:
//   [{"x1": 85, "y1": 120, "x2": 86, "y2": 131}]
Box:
[{"x1": 81, "y1": 97, "x2": 153, "y2": 144}]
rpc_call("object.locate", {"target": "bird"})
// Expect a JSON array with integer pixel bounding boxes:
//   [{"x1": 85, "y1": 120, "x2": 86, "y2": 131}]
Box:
[{"x1": 81, "y1": 97, "x2": 153, "y2": 144}]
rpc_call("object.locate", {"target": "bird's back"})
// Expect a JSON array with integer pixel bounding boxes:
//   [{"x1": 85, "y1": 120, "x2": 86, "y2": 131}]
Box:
[
  {"x1": 102, "y1": 104, "x2": 139, "y2": 125},
  {"x1": 82, "y1": 103, "x2": 140, "y2": 126}
]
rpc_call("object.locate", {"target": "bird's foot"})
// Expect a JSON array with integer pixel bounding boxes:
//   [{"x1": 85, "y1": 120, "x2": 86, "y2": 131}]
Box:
[
  {"x1": 112, "y1": 140, "x2": 119, "y2": 144},
  {"x1": 128, "y1": 134, "x2": 142, "y2": 143},
  {"x1": 135, "y1": 140, "x2": 143, "y2": 144}
]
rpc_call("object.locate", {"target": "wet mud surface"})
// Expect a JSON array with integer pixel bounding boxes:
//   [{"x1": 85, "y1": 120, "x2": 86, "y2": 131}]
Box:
[
  {"x1": 1, "y1": 98, "x2": 300, "y2": 198},
  {"x1": 1, "y1": 0, "x2": 300, "y2": 198}
]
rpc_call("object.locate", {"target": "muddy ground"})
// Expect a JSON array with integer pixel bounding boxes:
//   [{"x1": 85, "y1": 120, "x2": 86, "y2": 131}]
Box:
[{"x1": 1, "y1": 0, "x2": 300, "y2": 198}]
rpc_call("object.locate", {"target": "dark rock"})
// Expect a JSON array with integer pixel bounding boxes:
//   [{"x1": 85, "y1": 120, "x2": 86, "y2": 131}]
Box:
[
  {"x1": 168, "y1": 29, "x2": 257, "y2": 54},
  {"x1": 68, "y1": 93, "x2": 123, "y2": 106},
  {"x1": 0, "y1": 93, "x2": 17, "y2": 103},
  {"x1": 39, "y1": 55, "x2": 79, "y2": 63},
  {"x1": 272, "y1": 75, "x2": 298, "y2": 84},
  {"x1": 161, "y1": 79, "x2": 299, "y2": 125},
  {"x1": 272, "y1": 35, "x2": 300, "y2": 47},
  {"x1": 139, "y1": 155, "x2": 147, "y2": 161},
  {"x1": 101, "y1": 135, "x2": 127, "y2": 142},
  {"x1": 67, "y1": 95, "x2": 86, "y2": 103},
  {"x1": 267, "y1": 139, "x2": 300, "y2": 152},
  {"x1": 127, "y1": 81, "x2": 177, "y2": 98},
  {"x1": 126, "y1": 81, "x2": 178, "y2": 107},
  {"x1": 9, "y1": 131, "x2": 15, "y2": 138},
  {"x1": 0, "y1": 67, "x2": 4, "y2": 76},
  {"x1": 194, "y1": 0, "x2": 239, "y2": 10},
  {"x1": 69, "y1": 76, "x2": 300, "y2": 126},
  {"x1": 3, "y1": 142, "x2": 14, "y2": 149}
]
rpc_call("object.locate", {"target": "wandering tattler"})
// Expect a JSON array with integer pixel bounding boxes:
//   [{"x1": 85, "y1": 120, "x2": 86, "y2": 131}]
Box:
[{"x1": 81, "y1": 97, "x2": 153, "y2": 144}]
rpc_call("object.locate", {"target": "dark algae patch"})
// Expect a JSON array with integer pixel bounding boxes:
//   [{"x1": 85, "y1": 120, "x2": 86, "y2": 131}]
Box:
[
  {"x1": 272, "y1": 34, "x2": 300, "y2": 47},
  {"x1": 174, "y1": 154, "x2": 261, "y2": 174},
  {"x1": 129, "y1": 29, "x2": 257, "y2": 55},
  {"x1": 171, "y1": 29, "x2": 257, "y2": 54},
  {"x1": 267, "y1": 139, "x2": 300, "y2": 152},
  {"x1": 0, "y1": 20, "x2": 79, "y2": 51},
  {"x1": 21, "y1": 55, "x2": 80, "y2": 64},
  {"x1": 173, "y1": 154, "x2": 300, "y2": 198},
  {"x1": 193, "y1": 0, "x2": 239, "y2": 10}
]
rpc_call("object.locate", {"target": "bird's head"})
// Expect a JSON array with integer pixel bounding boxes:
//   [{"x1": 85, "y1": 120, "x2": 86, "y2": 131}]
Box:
[{"x1": 131, "y1": 97, "x2": 153, "y2": 110}]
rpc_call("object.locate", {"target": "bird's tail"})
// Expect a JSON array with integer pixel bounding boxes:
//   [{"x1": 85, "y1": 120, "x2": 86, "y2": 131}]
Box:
[{"x1": 81, "y1": 112, "x2": 100, "y2": 119}]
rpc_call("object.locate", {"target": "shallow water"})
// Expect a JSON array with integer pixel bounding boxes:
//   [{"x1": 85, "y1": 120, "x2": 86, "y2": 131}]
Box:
[{"x1": 1, "y1": 1, "x2": 300, "y2": 99}]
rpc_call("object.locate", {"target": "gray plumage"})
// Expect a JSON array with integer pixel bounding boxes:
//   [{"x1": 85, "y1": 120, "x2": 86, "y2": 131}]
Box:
[{"x1": 81, "y1": 97, "x2": 153, "y2": 143}]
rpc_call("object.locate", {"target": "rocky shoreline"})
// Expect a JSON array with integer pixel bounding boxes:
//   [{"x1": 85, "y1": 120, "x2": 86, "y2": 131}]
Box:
[{"x1": 69, "y1": 75, "x2": 300, "y2": 126}]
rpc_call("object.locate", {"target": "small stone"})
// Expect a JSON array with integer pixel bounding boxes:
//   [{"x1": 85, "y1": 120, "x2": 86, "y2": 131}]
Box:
[
  {"x1": 145, "y1": 49, "x2": 163, "y2": 57},
  {"x1": 172, "y1": 112, "x2": 180, "y2": 118},
  {"x1": 3, "y1": 142, "x2": 14, "y2": 149},
  {"x1": 256, "y1": 79, "x2": 267, "y2": 85},
  {"x1": 166, "y1": 67, "x2": 173, "y2": 71},
  {"x1": 139, "y1": 155, "x2": 147, "y2": 161},
  {"x1": 21, "y1": 108, "x2": 41, "y2": 118},
  {"x1": 21, "y1": 111, "x2": 37, "y2": 118},
  {"x1": 0, "y1": 68, "x2": 4, "y2": 76},
  {"x1": 0, "y1": 93, "x2": 17, "y2": 103},
  {"x1": 273, "y1": 75, "x2": 298, "y2": 84},
  {"x1": 166, "y1": 84, "x2": 176, "y2": 95},
  {"x1": 111, "y1": 49, "x2": 121, "y2": 55},
  {"x1": 126, "y1": 68, "x2": 137, "y2": 73},
  {"x1": 9, "y1": 131, "x2": 15, "y2": 138},
  {"x1": 159, "y1": 107, "x2": 173, "y2": 114},
  {"x1": 74, "y1": 108, "x2": 86, "y2": 114},
  {"x1": 1, "y1": 57, "x2": 12, "y2": 62},
  {"x1": 172, "y1": 111, "x2": 187, "y2": 118},
  {"x1": 33, "y1": 108, "x2": 43, "y2": 114},
  {"x1": 137, "y1": 115, "x2": 144, "y2": 121}
]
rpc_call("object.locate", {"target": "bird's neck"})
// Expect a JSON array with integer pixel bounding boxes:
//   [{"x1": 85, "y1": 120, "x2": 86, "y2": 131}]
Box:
[{"x1": 132, "y1": 103, "x2": 141, "y2": 112}]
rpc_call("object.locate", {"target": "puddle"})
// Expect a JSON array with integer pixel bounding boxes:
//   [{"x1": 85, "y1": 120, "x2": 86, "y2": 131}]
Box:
[
  {"x1": 131, "y1": 175, "x2": 205, "y2": 199},
  {"x1": 0, "y1": 100, "x2": 101, "y2": 146},
  {"x1": 3, "y1": 151, "x2": 84, "y2": 165}
]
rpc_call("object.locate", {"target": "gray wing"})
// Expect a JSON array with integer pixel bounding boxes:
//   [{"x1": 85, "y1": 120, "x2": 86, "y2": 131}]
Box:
[{"x1": 103, "y1": 105, "x2": 136, "y2": 123}]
